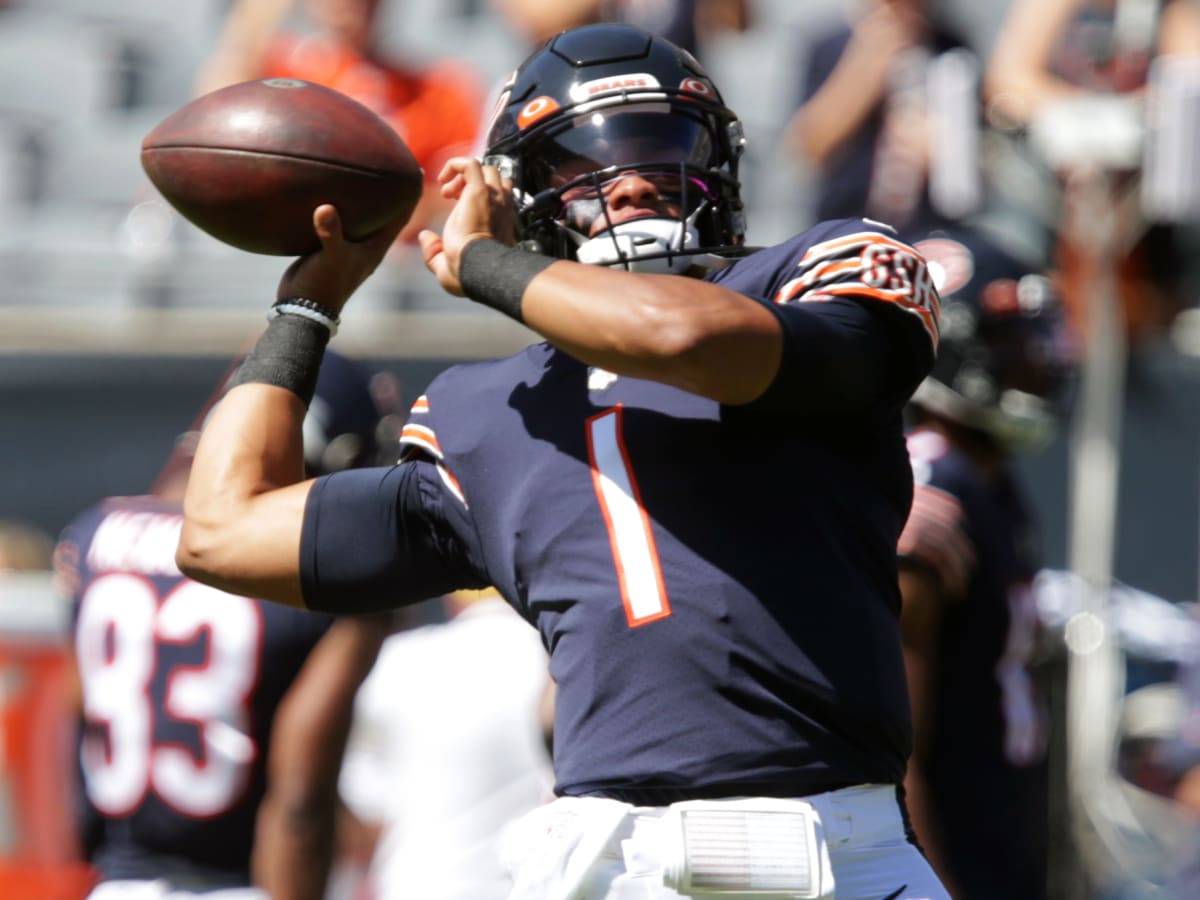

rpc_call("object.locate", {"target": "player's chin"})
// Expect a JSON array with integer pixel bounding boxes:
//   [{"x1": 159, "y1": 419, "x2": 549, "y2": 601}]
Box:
[{"x1": 588, "y1": 209, "x2": 677, "y2": 239}]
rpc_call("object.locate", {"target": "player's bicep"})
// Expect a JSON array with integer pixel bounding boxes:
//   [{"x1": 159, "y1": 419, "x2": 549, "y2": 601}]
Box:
[{"x1": 300, "y1": 461, "x2": 487, "y2": 614}]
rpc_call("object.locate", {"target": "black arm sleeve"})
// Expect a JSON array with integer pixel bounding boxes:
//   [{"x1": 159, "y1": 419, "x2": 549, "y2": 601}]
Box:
[
  {"x1": 747, "y1": 296, "x2": 923, "y2": 414},
  {"x1": 299, "y1": 462, "x2": 488, "y2": 614}
]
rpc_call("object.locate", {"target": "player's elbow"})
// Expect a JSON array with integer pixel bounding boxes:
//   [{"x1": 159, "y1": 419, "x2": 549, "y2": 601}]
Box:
[
  {"x1": 175, "y1": 505, "x2": 254, "y2": 591},
  {"x1": 175, "y1": 518, "x2": 222, "y2": 585}
]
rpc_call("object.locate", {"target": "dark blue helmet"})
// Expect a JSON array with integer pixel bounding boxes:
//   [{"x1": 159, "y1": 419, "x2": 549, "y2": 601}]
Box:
[
  {"x1": 155, "y1": 348, "x2": 393, "y2": 494},
  {"x1": 303, "y1": 349, "x2": 391, "y2": 474},
  {"x1": 483, "y1": 23, "x2": 747, "y2": 274},
  {"x1": 910, "y1": 228, "x2": 1076, "y2": 451}
]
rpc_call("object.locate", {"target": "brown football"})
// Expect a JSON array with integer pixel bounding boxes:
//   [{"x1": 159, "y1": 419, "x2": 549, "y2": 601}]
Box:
[{"x1": 141, "y1": 78, "x2": 423, "y2": 255}]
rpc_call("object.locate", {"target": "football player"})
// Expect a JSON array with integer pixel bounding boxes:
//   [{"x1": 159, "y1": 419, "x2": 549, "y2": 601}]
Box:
[
  {"x1": 897, "y1": 228, "x2": 1073, "y2": 898},
  {"x1": 58, "y1": 350, "x2": 393, "y2": 900},
  {"x1": 179, "y1": 24, "x2": 949, "y2": 899}
]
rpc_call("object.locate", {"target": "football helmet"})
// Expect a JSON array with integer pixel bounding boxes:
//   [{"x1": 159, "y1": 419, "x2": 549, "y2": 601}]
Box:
[
  {"x1": 302, "y1": 349, "x2": 395, "y2": 474},
  {"x1": 155, "y1": 349, "x2": 395, "y2": 494},
  {"x1": 911, "y1": 229, "x2": 1075, "y2": 451},
  {"x1": 482, "y1": 23, "x2": 747, "y2": 274}
]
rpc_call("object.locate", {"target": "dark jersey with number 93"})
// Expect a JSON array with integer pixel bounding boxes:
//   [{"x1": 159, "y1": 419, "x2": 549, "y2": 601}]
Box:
[
  {"x1": 301, "y1": 218, "x2": 939, "y2": 803},
  {"x1": 60, "y1": 495, "x2": 334, "y2": 885}
]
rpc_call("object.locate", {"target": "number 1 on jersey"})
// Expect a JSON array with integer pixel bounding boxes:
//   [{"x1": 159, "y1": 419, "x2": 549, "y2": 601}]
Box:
[{"x1": 587, "y1": 407, "x2": 671, "y2": 627}]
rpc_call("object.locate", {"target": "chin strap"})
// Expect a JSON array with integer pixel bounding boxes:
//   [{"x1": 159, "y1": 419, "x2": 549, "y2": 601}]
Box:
[{"x1": 574, "y1": 217, "x2": 731, "y2": 275}]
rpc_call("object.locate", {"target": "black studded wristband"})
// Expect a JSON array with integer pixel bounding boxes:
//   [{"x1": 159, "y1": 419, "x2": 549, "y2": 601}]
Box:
[{"x1": 269, "y1": 296, "x2": 341, "y2": 336}]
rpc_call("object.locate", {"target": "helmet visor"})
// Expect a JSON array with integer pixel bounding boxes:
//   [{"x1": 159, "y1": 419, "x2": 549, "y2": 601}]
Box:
[
  {"x1": 557, "y1": 168, "x2": 717, "y2": 237},
  {"x1": 525, "y1": 108, "x2": 718, "y2": 194}
]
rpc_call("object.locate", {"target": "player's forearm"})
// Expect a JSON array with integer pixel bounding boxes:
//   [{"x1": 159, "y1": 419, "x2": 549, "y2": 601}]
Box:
[
  {"x1": 521, "y1": 261, "x2": 782, "y2": 404},
  {"x1": 177, "y1": 383, "x2": 310, "y2": 605},
  {"x1": 253, "y1": 795, "x2": 337, "y2": 900},
  {"x1": 253, "y1": 618, "x2": 386, "y2": 897}
]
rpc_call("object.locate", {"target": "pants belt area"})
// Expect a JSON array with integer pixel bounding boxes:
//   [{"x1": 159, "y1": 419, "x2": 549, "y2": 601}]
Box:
[{"x1": 500, "y1": 783, "x2": 940, "y2": 900}]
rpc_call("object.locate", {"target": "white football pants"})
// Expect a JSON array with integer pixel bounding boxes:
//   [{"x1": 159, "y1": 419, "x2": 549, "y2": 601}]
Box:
[{"x1": 500, "y1": 783, "x2": 951, "y2": 900}]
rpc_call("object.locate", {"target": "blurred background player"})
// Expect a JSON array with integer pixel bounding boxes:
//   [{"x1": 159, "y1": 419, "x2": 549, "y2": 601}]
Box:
[
  {"x1": 784, "y1": 0, "x2": 978, "y2": 235},
  {"x1": 897, "y1": 227, "x2": 1075, "y2": 899},
  {"x1": 336, "y1": 586, "x2": 553, "y2": 899},
  {"x1": 56, "y1": 349, "x2": 395, "y2": 900},
  {"x1": 985, "y1": 0, "x2": 1200, "y2": 130},
  {"x1": 983, "y1": 0, "x2": 1200, "y2": 346},
  {"x1": 195, "y1": 0, "x2": 486, "y2": 242}
]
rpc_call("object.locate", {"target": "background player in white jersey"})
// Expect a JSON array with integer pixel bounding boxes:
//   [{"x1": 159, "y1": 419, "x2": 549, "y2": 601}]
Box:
[
  {"x1": 177, "y1": 23, "x2": 950, "y2": 900},
  {"x1": 57, "y1": 350, "x2": 392, "y2": 900},
  {"x1": 337, "y1": 587, "x2": 553, "y2": 899}
]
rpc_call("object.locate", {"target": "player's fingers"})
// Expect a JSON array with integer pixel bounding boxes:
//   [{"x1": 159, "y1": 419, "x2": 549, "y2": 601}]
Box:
[
  {"x1": 418, "y1": 230, "x2": 465, "y2": 297},
  {"x1": 453, "y1": 157, "x2": 486, "y2": 191},
  {"x1": 313, "y1": 204, "x2": 343, "y2": 246},
  {"x1": 441, "y1": 173, "x2": 466, "y2": 199},
  {"x1": 481, "y1": 164, "x2": 507, "y2": 201},
  {"x1": 417, "y1": 229, "x2": 442, "y2": 269},
  {"x1": 437, "y1": 156, "x2": 477, "y2": 184}
]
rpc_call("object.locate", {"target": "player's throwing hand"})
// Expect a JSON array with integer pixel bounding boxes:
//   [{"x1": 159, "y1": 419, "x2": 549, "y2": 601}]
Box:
[{"x1": 278, "y1": 205, "x2": 405, "y2": 315}]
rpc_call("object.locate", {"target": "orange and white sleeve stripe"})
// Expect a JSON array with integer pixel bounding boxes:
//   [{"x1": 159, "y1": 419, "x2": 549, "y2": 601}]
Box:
[
  {"x1": 398, "y1": 395, "x2": 468, "y2": 508},
  {"x1": 774, "y1": 230, "x2": 940, "y2": 352}
]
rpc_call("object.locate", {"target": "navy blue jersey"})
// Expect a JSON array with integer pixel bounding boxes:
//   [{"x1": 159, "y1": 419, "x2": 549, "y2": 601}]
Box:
[
  {"x1": 59, "y1": 495, "x2": 335, "y2": 885},
  {"x1": 302, "y1": 220, "x2": 939, "y2": 803},
  {"x1": 899, "y1": 429, "x2": 1049, "y2": 897}
]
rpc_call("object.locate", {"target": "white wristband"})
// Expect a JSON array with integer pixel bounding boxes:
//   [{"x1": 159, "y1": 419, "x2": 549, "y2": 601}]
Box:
[{"x1": 268, "y1": 302, "x2": 339, "y2": 336}]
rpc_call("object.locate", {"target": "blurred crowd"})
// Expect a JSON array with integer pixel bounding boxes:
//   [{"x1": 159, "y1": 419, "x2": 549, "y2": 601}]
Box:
[{"x1": 1, "y1": 0, "x2": 1200, "y2": 898}]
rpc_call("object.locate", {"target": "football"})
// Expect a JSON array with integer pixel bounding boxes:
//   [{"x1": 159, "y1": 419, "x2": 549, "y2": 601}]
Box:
[{"x1": 141, "y1": 78, "x2": 423, "y2": 255}]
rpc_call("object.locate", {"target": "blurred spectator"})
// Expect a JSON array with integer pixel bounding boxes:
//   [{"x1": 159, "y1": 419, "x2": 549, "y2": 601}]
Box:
[
  {"x1": 897, "y1": 227, "x2": 1074, "y2": 898},
  {"x1": 336, "y1": 587, "x2": 553, "y2": 900},
  {"x1": 490, "y1": 0, "x2": 751, "y2": 59},
  {"x1": 56, "y1": 350, "x2": 392, "y2": 900},
  {"x1": 0, "y1": 519, "x2": 53, "y2": 572},
  {"x1": 196, "y1": 0, "x2": 487, "y2": 243},
  {"x1": 784, "y1": 0, "x2": 979, "y2": 234},
  {"x1": 984, "y1": 0, "x2": 1200, "y2": 130},
  {"x1": 984, "y1": 0, "x2": 1200, "y2": 345}
]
